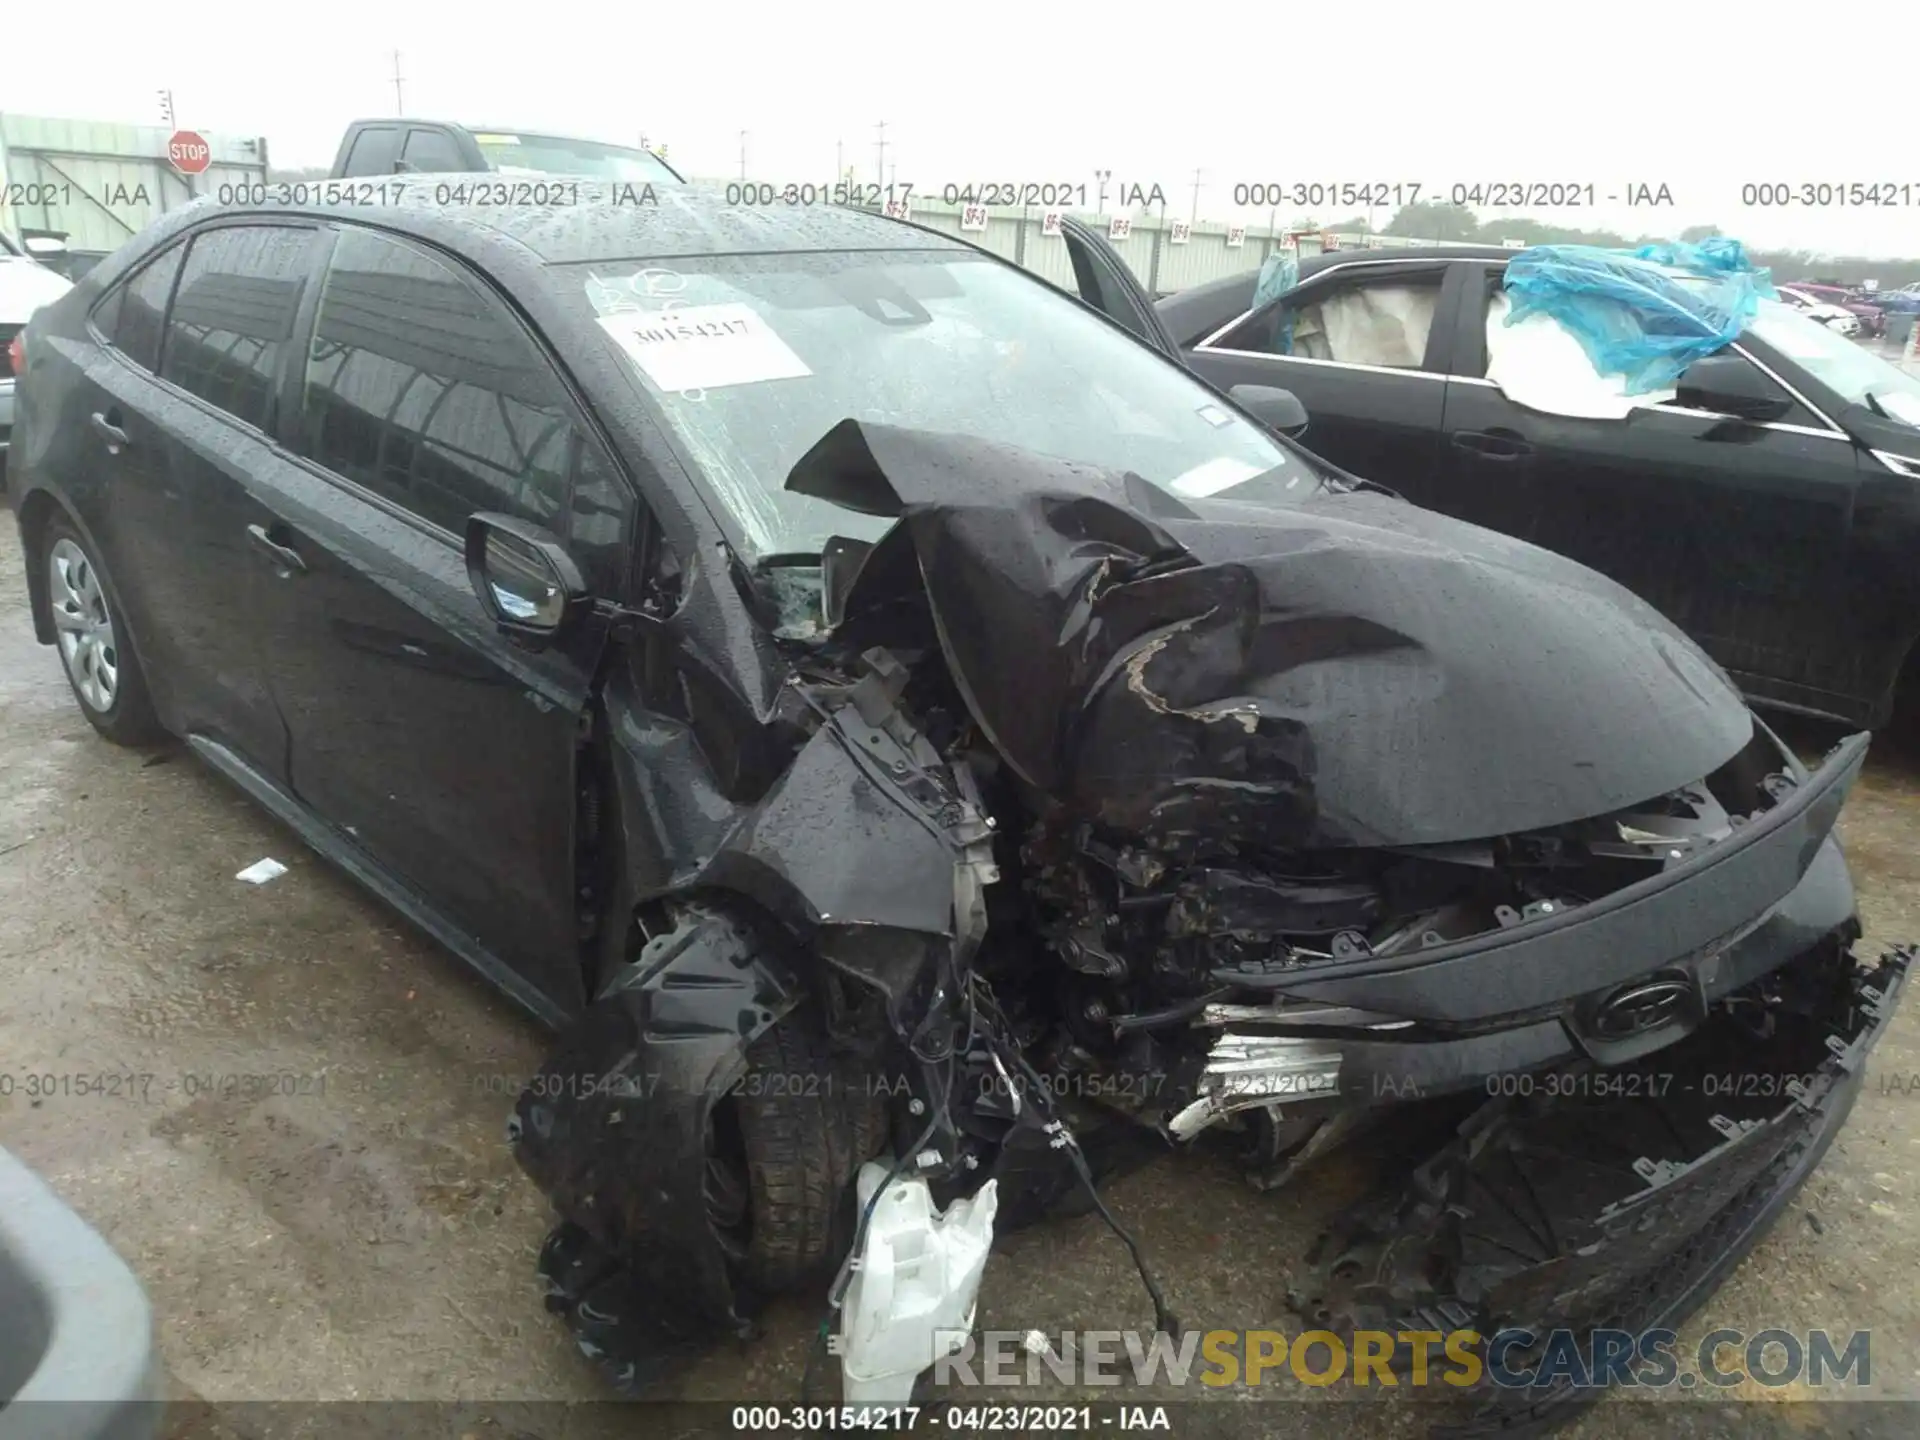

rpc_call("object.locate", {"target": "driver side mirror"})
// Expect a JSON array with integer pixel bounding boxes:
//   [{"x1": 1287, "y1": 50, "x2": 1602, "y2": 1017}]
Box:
[
  {"x1": 464, "y1": 513, "x2": 590, "y2": 651},
  {"x1": 1673, "y1": 353, "x2": 1793, "y2": 423},
  {"x1": 1229, "y1": 383, "x2": 1310, "y2": 437}
]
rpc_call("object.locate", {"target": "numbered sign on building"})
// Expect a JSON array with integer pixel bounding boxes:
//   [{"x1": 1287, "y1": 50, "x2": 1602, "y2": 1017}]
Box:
[
  {"x1": 960, "y1": 204, "x2": 989, "y2": 232},
  {"x1": 1169, "y1": 220, "x2": 1191, "y2": 246},
  {"x1": 1108, "y1": 215, "x2": 1132, "y2": 242},
  {"x1": 883, "y1": 197, "x2": 912, "y2": 221},
  {"x1": 1041, "y1": 209, "x2": 1065, "y2": 237},
  {"x1": 1225, "y1": 226, "x2": 1246, "y2": 249}
]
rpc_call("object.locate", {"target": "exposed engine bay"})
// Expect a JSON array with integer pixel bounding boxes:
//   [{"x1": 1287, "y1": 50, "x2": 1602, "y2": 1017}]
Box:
[{"x1": 508, "y1": 420, "x2": 1911, "y2": 1430}]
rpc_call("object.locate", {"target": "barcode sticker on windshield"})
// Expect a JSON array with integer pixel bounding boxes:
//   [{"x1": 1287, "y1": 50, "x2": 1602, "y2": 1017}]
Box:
[{"x1": 597, "y1": 304, "x2": 812, "y2": 393}]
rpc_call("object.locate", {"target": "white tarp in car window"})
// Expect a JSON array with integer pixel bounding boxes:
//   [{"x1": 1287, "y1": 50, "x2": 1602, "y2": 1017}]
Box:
[
  {"x1": 1292, "y1": 285, "x2": 1435, "y2": 368},
  {"x1": 1484, "y1": 291, "x2": 1675, "y2": 419}
]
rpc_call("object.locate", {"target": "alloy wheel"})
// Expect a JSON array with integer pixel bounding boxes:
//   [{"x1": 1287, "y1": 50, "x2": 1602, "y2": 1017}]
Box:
[{"x1": 49, "y1": 538, "x2": 119, "y2": 713}]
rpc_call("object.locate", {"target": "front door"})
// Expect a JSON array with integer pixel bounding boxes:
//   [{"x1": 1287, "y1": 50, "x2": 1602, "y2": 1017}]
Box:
[
  {"x1": 1440, "y1": 272, "x2": 1861, "y2": 710},
  {"x1": 245, "y1": 222, "x2": 624, "y2": 1017},
  {"x1": 1180, "y1": 259, "x2": 1451, "y2": 490}
]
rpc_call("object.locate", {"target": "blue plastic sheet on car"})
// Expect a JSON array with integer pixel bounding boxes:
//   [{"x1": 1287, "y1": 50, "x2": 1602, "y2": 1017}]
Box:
[
  {"x1": 1502, "y1": 241, "x2": 1777, "y2": 395},
  {"x1": 1253, "y1": 252, "x2": 1299, "y2": 352},
  {"x1": 1627, "y1": 236, "x2": 1765, "y2": 278}
]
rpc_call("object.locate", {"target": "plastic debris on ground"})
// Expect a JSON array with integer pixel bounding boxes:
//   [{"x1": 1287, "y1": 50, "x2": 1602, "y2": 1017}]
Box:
[
  {"x1": 1502, "y1": 239, "x2": 1778, "y2": 394},
  {"x1": 235, "y1": 857, "x2": 288, "y2": 885}
]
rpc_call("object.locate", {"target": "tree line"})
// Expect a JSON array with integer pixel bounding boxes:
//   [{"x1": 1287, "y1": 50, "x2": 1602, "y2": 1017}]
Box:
[{"x1": 1346, "y1": 201, "x2": 1920, "y2": 287}]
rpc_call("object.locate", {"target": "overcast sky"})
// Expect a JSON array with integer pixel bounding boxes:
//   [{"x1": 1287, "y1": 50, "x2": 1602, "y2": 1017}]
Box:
[{"x1": 8, "y1": 1, "x2": 1920, "y2": 257}]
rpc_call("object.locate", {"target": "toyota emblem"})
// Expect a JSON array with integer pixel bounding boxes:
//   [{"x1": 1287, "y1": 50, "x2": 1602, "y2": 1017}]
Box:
[{"x1": 1593, "y1": 978, "x2": 1692, "y2": 1039}]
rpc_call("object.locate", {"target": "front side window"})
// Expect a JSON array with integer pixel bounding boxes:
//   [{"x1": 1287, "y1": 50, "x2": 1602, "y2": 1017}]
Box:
[
  {"x1": 401, "y1": 129, "x2": 466, "y2": 172},
  {"x1": 569, "y1": 250, "x2": 1304, "y2": 557},
  {"x1": 299, "y1": 226, "x2": 576, "y2": 535},
  {"x1": 343, "y1": 127, "x2": 401, "y2": 177},
  {"x1": 161, "y1": 226, "x2": 316, "y2": 429}
]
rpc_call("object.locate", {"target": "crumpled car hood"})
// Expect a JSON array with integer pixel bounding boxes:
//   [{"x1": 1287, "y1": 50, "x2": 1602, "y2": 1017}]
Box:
[{"x1": 787, "y1": 420, "x2": 1754, "y2": 849}]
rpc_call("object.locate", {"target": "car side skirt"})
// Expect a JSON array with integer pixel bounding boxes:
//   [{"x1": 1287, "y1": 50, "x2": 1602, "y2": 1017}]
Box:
[{"x1": 186, "y1": 733, "x2": 572, "y2": 1029}]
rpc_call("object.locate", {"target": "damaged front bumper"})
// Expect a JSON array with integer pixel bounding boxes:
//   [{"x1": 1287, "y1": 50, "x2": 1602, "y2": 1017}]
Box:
[
  {"x1": 1291, "y1": 941, "x2": 1910, "y2": 1437},
  {"x1": 1166, "y1": 733, "x2": 1870, "y2": 1145}
]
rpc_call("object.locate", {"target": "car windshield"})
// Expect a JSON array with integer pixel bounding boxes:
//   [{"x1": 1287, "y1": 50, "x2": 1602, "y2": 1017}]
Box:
[
  {"x1": 474, "y1": 132, "x2": 678, "y2": 184},
  {"x1": 1746, "y1": 296, "x2": 1920, "y2": 427},
  {"x1": 568, "y1": 249, "x2": 1309, "y2": 557}
]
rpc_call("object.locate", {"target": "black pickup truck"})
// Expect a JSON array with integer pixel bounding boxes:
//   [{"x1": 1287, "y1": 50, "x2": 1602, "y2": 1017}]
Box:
[
  {"x1": 328, "y1": 119, "x2": 683, "y2": 184},
  {"x1": 1159, "y1": 244, "x2": 1920, "y2": 729}
]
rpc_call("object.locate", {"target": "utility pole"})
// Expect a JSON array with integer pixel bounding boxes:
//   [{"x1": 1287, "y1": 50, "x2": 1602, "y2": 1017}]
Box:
[
  {"x1": 738, "y1": 131, "x2": 749, "y2": 181},
  {"x1": 836, "y1": 139, "x2": 844, "y2": 182},
  {"x1": 1190, "y1": 167, "x2": 1204, "y2": 223},
  {"x1": 1094, "y1": 168, "x2": 1111, "y2": 215},
  {"x1": 157, "y1": 89, "x2": 176, "y2": 128},
  {"x1": 390, "y1": 51, "x2": 405, "y2": 115},
  {"x1": 874, "y1": 121, "x2": 887, "y2": 190}
]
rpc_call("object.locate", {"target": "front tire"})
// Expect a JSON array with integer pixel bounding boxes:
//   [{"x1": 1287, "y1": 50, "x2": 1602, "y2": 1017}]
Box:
[
  {"x1": 41, "y1": 517, "x2": 164, "y2": 746},
  {"x1": 526, "y1": 903, "x2": 887, "y2": 1391}
]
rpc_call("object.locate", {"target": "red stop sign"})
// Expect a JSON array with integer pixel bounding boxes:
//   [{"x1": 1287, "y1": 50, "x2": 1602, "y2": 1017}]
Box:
[{"x1": 166, "y1": 130, "x2": 212, "y2": 175}]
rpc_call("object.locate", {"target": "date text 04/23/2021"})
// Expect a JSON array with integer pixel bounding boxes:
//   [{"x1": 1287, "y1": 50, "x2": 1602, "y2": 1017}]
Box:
[{"x1": 728, "y1": 1404, "x2": 1171, "y2": 1432}]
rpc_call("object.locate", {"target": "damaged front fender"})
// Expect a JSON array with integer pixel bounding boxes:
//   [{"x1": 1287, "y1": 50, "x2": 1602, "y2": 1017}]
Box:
[{"x1": 507, "y1": 904, "x2": 804, "y2": 1379}]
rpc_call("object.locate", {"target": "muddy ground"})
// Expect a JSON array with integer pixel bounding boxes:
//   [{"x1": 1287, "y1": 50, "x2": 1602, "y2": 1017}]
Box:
[{"x1": 2, "y1": 513, "x2": 1916, "y2": 1439}]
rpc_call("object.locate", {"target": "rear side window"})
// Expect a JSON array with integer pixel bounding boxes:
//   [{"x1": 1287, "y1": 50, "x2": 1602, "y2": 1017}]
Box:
[
  {"x1": 342, "y1": 127, "x2": 401, "y2": 177},
  {"x1": 298, "y1": 226, "x2": 575, "y2": 535},
  {"x1": 161, "y1": 227, "x2": 318, "y2": 431},
  {"x1": 101, "y1": 244, "x2": 187, "y2": 371},
  {"x1": 401, "y1": 128, "x2": 466, "y2": 172}
]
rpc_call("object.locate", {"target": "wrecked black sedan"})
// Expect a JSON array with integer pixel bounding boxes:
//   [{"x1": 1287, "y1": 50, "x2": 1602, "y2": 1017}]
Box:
[{"x1": 9, "y1": 182, "x2": 1909, "y2": 1433}]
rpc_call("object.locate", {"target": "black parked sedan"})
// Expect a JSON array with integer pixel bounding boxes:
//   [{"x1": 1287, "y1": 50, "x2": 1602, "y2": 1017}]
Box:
[
  {"x1": 1159, "y1": 244, "x2": 1920, "y2": 728},
  {"x1": 9, "y1": 187, "x2": 1909, "y2": 1429}
]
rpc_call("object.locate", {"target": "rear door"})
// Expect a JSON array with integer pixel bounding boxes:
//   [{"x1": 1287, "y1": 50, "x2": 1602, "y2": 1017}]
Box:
[
  {"x1": 245, "y1": 222, "x2": 633, "y2": 1017},
  {"x1": 1181, "y1": 259, "x2": 1452, "y2": 489},
  {"x1": 78, "y1": 225, "x2": 321, "y2": 777},
  {"x1": 1439, "y1": 264, "x2": 1862, "y2": 711}
]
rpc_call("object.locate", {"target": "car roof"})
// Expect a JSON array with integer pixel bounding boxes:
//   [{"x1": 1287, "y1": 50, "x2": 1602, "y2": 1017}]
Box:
[
  {"x1": 1299, "y1": 242, "x2": 1516, "y2": 274},
  {"x1": 352, "y1": 118, "x2": 647, "y2": 146},
  {"x1": 192, "y1": 178, "x2": 970, "y2": 267}
]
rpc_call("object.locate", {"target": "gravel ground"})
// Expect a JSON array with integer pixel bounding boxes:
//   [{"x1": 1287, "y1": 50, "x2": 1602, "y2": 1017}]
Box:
[{"x1": 2, "y1": 513, "x2": 1916, "y2": 1439}]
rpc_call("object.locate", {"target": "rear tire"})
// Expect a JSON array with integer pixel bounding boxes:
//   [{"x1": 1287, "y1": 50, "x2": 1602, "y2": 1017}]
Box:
[{"x1": 40, "y1": 516, "x2": 164, "y2": 746}]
